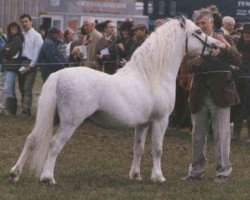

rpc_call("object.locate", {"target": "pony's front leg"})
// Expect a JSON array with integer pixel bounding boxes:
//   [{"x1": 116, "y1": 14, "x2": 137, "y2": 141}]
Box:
[
  {"x1": 129, "y1": 124, "x2": 149, "y2": 181},
  {"x1": 151, "y1": 117, "x2": 169, "y2": 183},
  {"x1": 40, "y1": 123, "x2": 77, "y2": 185}
]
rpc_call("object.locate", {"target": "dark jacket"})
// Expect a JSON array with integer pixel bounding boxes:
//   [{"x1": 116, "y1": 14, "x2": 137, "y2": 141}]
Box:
[
  {"x1": 1, "y1": 35, "x2": 23, "y2": 71},
  {"x1": 234, "y1": 36, "x2": 250, "y2": 118},
  {"x1": 112, "y1": 36, "x2": 133, "y2": 69},
  {"x1": 188, "y1": 36, "x2": 242, "y2": 113},
  {"x1": 127, "y1": 36, "x2": 147, "y2": 61},
  {"x1": 37, "y1": 36, "x2": 66, "y2": 78},
  {"x1": 95, "y1": 34, "x2": 117, "y2": 74}
]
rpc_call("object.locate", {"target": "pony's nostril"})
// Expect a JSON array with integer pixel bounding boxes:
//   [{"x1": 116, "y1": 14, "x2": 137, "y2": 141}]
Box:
[{"x1": 211, "y1": 43, "x2": 217, "y2": 48}]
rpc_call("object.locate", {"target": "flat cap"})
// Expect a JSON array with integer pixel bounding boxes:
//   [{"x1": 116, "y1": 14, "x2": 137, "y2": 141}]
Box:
[
  {"x1": 49, "y1": 27, "x2": 61, "y2": 34},
  {"x1": 132, "y1": 23, "x2": 148, "y2": 31}
]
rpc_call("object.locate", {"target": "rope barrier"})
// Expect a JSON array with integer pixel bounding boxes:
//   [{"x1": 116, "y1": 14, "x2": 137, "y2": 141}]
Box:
[{"x1": 1, "y1": 62, "x2": 250, "y2": 79}]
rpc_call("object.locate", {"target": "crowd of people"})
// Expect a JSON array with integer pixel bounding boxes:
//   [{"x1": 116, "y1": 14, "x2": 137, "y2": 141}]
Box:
[
  {"x1": 0, "y1": 5, "x2": 250, "y2": 183},
  {"x1": 0, "y1": 14, "x2": 151, "y2": 116}
]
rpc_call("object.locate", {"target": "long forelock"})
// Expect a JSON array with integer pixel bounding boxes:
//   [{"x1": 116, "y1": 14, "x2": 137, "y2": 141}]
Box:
[{"x1": 117, "y1": 19, "x2": 186, "y2": 88}]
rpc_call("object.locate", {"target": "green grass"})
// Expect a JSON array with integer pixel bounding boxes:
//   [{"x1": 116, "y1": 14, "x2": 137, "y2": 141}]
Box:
[{"x1": 1, "y1": 73, "x2": 250, "y2": 200}]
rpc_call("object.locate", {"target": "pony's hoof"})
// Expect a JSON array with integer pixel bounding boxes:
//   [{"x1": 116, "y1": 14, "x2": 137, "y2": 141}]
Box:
[
  {"x1": 151, "y1": 174, "x2": 166, "y2": 183},
  {"x1": 9, "y1": 167, "x2": 21, "y2": 183},
  {"x1": 9, "y1": 173, "x2": 19, "y2": 183},
  {"x1": 40, "y1": 176, "x2": 57, "y2": 185},
  {"x1": 129, "y1": 171, "x2": 142, "y2": 181}
]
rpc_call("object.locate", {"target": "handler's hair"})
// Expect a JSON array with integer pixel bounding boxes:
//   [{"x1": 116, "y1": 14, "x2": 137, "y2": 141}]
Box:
[{"x1": 192, "y1": 8, "x2": 213, "y2": 23}]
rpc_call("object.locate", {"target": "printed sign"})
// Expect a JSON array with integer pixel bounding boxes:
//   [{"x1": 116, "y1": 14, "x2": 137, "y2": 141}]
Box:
[
  {"x1": 236, "y1": 0, "x2": 250, "y2": 20},
  {"x1": 75, "y1": 0, "x2": 127, "y2": 13}
]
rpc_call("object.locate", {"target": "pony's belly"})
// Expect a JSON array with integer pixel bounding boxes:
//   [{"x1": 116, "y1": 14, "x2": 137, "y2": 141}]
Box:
[{"x1": 87, "y1": 111, "x2": 143, "y2": 130}]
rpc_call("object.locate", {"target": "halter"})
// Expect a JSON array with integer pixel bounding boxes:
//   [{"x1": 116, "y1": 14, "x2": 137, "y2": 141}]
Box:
[{"x1": 185, "y1": 31, "x2": 214, "y2": 56}]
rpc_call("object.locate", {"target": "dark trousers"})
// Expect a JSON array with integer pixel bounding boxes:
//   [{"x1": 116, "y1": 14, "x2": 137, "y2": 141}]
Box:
[{"x1": 18, "y1": 69, "x2": 37, "y2": 113}]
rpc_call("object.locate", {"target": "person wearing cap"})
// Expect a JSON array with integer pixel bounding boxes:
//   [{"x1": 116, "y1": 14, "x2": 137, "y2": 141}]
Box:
[
  {"x1": 19, "y1": 14, "x2": 43, "y2": 117},
  {"x1": 127, "y1": 23, "x2": 148, "y2": 61},
  {"x1": 37, "y1": 27, "x2": 66, "y2": 82},
  {"x1": 232, "y1": 23, "x2": 250, "y2": 142}
]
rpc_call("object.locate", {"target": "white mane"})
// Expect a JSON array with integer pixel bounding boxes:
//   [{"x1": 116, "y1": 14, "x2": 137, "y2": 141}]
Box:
[{"x1": 117, "y1": 19, "x2": 186, "y2": 88}]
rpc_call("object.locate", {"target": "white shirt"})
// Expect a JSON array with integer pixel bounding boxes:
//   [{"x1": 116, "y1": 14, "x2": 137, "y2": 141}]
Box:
[{"x1": 22, "y1": 28, "x2": 43, "y2": 67}]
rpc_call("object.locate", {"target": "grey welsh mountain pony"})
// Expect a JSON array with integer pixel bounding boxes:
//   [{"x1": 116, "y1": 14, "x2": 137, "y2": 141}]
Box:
[{"x1": 10, "y1": 17, "x2": 224, "y2": 184}]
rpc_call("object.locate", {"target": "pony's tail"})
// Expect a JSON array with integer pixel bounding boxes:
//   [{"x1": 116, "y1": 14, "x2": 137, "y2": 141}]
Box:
[{"x1": 27, "y1": 73, "x2": 59, "y2": 176}]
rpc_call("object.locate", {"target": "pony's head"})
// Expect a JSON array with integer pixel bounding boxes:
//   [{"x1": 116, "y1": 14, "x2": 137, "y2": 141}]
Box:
[{"x1": 178, "y1": 17, "x2": 225, "y2": 56}]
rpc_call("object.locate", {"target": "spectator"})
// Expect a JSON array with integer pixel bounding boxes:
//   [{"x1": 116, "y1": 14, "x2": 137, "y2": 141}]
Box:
[
  {"x1": 181, "y1": 8, "x2": 241, "y2": 183},
  {"x1": 19, "y1": 14, "x2": 43, "y2": 117},
  {"x1": 231, "y1": 22, "x2": 243, "y2": 44},
  {"x1": 60, "y1": 28, "x2": 75, "y2": 60},
  {"x1": 38, "y1": 26, "x2": 47, "y2": 40},
  {"x1": 95, "y1": 20, "x2": 117, "y2": 74},
  {"x1": 127, "y1": 23, "x2": 148, "y2": 61},
  {"x1": 222, "y1": 16, "x2": 235, "y2": 36},
  {"x1": 37, "y1": 27, "x2": 66, "y2": 82},
  {"x1": 0, "y1": 27, "x2": 7, "y2": 114},
  {"x1": 69, "y1": 26, "x2": 88, "y2": 66},
  {"x1": 95, "y1": 21, "x2": 106, "y2": 35},
  {"x1": 2, "y1": 22, "x2": 24, "y2": 115},
  {"x1": 114, "y1": 20, "x2": 134, "y2": 69},
  {"x1": 82, "y1": 18, "x2": 103, "y2": 69},
  {"x1": 207, "y1": 5, "x2": 223, "y2": 34},
  {"x1": 232, "y1": 23, "x2": 250, "y2": 142},
  {"x1": 171, "y1": 56, "x2": 192, "y2": 133},
  {"x1": 154, "y1": 19, "x2": 166, "y2": 30}
]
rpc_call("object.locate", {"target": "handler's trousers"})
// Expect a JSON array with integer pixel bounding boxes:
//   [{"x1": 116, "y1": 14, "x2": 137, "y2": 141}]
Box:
[{"x1": 188, "y1": 92, "x2": 232, "y2": 178}]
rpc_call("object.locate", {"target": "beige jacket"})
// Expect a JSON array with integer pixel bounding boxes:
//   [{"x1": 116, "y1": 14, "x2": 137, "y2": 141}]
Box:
[{"x1": 85, "y1": 29, "x2": 103, "y2": 69}]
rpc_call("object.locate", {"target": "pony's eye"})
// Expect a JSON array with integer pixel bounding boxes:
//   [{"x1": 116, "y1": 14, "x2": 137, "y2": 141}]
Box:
[{"x1": 196, "y1": 30, "x2": 202, "y2": 35}]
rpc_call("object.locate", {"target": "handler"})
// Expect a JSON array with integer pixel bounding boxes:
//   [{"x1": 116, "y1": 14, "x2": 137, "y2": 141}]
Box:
[{"x1": 182, "y1": 8, "x2": 241, "y2": 183}]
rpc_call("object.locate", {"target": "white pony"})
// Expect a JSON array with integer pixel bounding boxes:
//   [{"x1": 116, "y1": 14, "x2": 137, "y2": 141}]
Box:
[{"x1": 10, "y1": 18, "x2": 223, "y2": 184}]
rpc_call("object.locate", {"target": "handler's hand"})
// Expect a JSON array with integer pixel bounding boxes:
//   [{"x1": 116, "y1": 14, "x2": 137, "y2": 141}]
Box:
[{"x1": 192, "y1": 56, "x2": 203, "y2": 66}]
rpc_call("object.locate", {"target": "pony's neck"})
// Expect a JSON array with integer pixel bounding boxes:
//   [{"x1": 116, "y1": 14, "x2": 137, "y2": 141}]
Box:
[{"x1": 118, "y1": 20, "x2": 186, "y2": 88}]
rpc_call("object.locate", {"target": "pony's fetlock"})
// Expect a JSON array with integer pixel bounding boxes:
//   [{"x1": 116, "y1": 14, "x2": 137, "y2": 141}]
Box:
[
  {"x1": 40, "y1": 175, "x2": 57, "y2": 185},
  {"x1": 151, "y1": 172, "x2": 166, "y2": 183},
  {"x1": 129, "y1": 170, "x2": 142, "y2": 181}
]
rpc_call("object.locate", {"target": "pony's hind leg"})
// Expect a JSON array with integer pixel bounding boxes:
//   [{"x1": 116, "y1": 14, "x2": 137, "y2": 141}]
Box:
[
  {"x1": 40, "y1": 123, "x2": 78, "y2": 184},
  {"x1": 151, "y1": 117, "x2": 169, "y2": 183},
  {"x1": 10, "y1": 132, "x2": 36, "y2": 182},
  {"x1": 129, "y1": 124, "x2": 149, "y2": 181}
]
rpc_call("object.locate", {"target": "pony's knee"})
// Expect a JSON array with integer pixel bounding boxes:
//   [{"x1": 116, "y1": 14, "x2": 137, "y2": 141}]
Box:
[
  {"x1": 152, "y1": 147, "x2": 162, "y2": 158},
  {"x1": 134, "y1": 140, "x2": 145, "y2": 154},
  {"x1": 26, "y1": 134, "x2": 37, "y2": 151}
]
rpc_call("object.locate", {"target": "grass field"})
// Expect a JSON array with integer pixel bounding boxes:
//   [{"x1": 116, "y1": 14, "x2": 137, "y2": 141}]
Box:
[{"x1": 1, "y1": 73, "x2": 250, "y2": 200}]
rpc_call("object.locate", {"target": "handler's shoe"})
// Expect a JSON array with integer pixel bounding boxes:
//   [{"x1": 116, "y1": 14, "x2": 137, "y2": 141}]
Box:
[
  {"x1": 213, "y1": 175, "x2": 229, "y2": 183},
  {"x1": 181, "y1": 175, "x2": 202, "y2": 182}
]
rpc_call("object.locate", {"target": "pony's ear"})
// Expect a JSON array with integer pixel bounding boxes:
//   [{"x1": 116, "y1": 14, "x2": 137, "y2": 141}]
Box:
[{"x1": 173, "y1": 14, "x2": 186, "y2": 29}]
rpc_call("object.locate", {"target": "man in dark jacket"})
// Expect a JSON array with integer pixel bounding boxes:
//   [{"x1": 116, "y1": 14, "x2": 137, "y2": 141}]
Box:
[
  {"x1": 95, "y1": 20, "x2": 117, "y2": 74},
  {"x1": 182, "y1": 8, "x2": 241, "y2": 183},
  {"x1": 38, "y1": 27, "x2": 66, "y2": 82}
]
